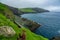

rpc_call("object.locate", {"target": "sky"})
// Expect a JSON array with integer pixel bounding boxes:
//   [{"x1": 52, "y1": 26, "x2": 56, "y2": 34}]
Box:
[{"x1": 0, "y1": 0, "x2": 60, "y2": 12}]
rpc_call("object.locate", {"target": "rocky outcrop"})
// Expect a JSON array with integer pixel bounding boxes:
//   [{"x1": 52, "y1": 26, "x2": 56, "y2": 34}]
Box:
[
  {"x1": 0, "y1": 26, "x2": 16, "y2": 37},
  {"x1": 15, "y1": 16, "x2": 41, "y2": 31},
  {"x1": 51, "y1": 36, "x2": 60, "y2": 40},
  {"x1": 21, "y1": 18, "x2": 41, "y2": 31}
]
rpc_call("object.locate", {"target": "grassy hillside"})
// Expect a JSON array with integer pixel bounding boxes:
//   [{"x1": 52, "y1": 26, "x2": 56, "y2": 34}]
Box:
[
  {"x1": 20, "y1": 8, "x2": 36, "y2": 13},
  {"x1": 0, "y1": 3, "x2": 15, "y2": 21},
  {"x1": 0, "y1": 13, "x2": 48, "y2": 40},
  {"x1": 20, "y1": 8, "x2": 49, "y2": 13},
  {"x1": 20, "y1": 27, "x2": 48, "y2": 40},
  {"x1": 0, "y1": 3, "x2": 20, "y2": 40},
  {"x1": 0, "y1": 3, "x2": 48, "y2": 40},
  {"x1": 0, "y1": 13, "x2": 20, "y2": 40}
]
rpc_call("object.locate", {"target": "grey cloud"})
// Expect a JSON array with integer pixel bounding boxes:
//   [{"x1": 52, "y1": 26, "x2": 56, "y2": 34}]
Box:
[{"x1": 0, "y1": 0, "x2": 60, "y2": 11}]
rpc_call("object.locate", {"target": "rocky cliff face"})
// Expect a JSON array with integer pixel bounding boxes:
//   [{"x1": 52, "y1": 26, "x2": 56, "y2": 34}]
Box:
[{"x1": 15, "y1": 16, "x2": 41, "y2": 31}]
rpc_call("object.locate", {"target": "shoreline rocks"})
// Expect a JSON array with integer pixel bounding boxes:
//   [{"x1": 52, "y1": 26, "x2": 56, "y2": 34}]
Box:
[{"x1": 15, "y1": 15, "x2": 41, "y2": 31}]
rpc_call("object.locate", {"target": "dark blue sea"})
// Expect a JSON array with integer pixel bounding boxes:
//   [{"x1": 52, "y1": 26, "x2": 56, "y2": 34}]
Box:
[{"x1": 21, "y1": 12, "x2": 60, "y2": 39}]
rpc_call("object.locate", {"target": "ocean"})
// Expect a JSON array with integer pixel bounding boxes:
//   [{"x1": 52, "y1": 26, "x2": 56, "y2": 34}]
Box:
[{"x1": 21, "y1": 12, "x2": 60, "y2": 39}]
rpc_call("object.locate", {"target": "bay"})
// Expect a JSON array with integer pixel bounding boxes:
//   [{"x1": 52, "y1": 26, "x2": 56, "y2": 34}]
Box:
[{"x1": 21, "y1": 12, "x2": 60, "y2": 39}]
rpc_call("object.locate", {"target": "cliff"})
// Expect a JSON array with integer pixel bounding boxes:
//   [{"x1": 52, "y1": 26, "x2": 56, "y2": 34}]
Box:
[{"x1": 0, "y1": 3, "x2": 48, "y2": 40}]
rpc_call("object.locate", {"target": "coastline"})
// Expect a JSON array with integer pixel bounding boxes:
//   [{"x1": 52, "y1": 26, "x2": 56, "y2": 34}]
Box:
[{"x1": 14, "y1": 15, "x2": 41, "y2": 31}]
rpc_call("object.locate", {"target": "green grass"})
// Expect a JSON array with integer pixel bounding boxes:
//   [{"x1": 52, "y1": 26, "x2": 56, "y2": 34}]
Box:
[
  {"x1": 0, "y1": 3, "x2": 8, "y2": 12},
  {"x1": 20, "y1": 8, "x2": 36, "y2": 12},
  {"x1": 0, "y1": 3, "x2": 15, "y2": 21},
  {"x1": 0, "y1": 3, "x2": 48, "y2": 40},
  {"x1": 20, "y1": 27, "x2": 48, "y2": 40},
  {"x1": 0, "y1": 13, "x2": 48, "y2": 40},
  {"x1": 0, "y1": 13, "x2": 20, "y2": 40}
]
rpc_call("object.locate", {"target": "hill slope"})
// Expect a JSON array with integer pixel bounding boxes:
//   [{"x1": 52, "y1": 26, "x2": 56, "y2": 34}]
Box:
[
  {"x1": 20, "y1": 8, "x2": 49, "y2": 13},
  {"x1": 0, "y1": 3, "x2": 15, "y2": 21},
  {"x1": 0, "y1": 3, "x2": 48, "y2": 40},
  {"x1": 0, "y1": 13, "x2": 20, "y2": 40},
  {"x1": 0, "y1": 13, "x2": 48, "y2": 40}
]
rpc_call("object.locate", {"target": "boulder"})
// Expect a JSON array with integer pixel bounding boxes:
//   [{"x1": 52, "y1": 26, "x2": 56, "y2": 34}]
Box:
[
  {"x1": 0, "y1": 26, "x2": 16, "y2": 37},
  {"x1": 52, "y1": 36, "x2": 60, "y2": 40}
]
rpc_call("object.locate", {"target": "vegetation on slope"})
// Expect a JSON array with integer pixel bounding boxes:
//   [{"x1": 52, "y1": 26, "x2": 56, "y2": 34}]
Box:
[
  {"x1": 0, "y1": 3, "x2": 20, "y2": 40},
  {"x1": 20, "y1": 27, "x2": 48, "y2": 40},
  {"x1": 0, "y1": 13, "x2": 48, "y2": 40},
  {"x1": 0, "y1": 13, "x2": 20, "y2": 40},
  {"x1": 20, "y1": 8, "x2": 49, "y2": 13},
  {"x1": 0, "y1": 3, "x2": 15, "y2": 21},
  {"x1": 20, "y1": 8, "x2": 36, "y2": 13},
  {"x1": 0, "y1": 3, "x2": 48, "y2": 40}
]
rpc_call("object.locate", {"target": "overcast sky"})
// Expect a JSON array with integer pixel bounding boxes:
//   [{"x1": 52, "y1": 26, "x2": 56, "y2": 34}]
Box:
[{"x1": 0, "y1": 0, "x2": 60, "y2": 12}]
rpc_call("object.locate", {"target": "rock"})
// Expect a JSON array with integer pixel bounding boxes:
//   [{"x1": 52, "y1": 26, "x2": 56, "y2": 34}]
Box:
[
  {"x1": 15, "y1": 16, "x2": 41, "y2": 32},
  {"x1": 0, "y1": 26, "x2": 16, "y2": 37},
  {"x1": 52, "y1": 36, "x2": 60, "y2": 40}
]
